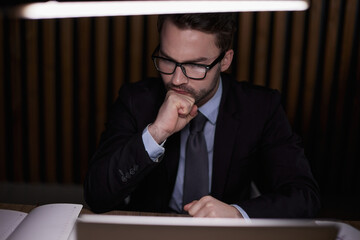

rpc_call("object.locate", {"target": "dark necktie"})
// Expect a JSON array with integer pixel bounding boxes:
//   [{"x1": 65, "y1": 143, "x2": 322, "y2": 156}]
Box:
[{"x1": 183, "y1": 112, "x2": 209, "y2": 208}]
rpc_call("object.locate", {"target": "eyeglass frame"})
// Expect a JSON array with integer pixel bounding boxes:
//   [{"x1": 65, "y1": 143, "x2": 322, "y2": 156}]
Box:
[{"x1": 151, "y1": 46, "x2": 226, "y2": 80}]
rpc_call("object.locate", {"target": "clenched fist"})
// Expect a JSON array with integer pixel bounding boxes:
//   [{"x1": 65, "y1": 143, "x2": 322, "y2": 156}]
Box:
[{"x1": 148, "y1": 90, "x2": 198, "y2": 144}]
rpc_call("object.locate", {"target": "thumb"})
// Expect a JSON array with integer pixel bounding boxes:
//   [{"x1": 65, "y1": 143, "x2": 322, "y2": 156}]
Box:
[{"x1": 186, "y1": 105, "x2": 198, "y2": 122}]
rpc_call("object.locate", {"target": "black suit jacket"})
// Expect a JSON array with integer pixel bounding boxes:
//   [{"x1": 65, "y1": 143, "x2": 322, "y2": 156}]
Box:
[{"x1": 84, "y1": 74, "x2": 321, "y2": 218}]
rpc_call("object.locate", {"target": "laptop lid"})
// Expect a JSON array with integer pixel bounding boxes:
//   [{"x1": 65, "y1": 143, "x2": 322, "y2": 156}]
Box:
[{"x1": 75, "y1": 215, "x2": 339, "y2": 240}]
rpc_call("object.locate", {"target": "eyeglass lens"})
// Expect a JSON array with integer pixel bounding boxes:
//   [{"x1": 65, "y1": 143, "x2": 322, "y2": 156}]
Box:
[{"x1": 154, "y1": 57, "x2": 207, "y2": 79}]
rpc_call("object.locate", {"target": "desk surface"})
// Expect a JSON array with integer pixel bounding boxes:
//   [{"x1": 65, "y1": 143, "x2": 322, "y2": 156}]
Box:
[{"x1": 1, "y1": 202, "x2": 359, "y2": 231}]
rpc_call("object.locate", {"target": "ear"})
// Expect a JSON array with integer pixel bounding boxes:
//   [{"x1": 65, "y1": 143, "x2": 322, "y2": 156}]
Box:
[{"x1": 220, "y1": 49, "x2": 234, "y2": 72}]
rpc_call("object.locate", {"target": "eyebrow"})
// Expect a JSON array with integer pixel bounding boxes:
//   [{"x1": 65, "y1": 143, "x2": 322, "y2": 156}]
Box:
[{"x1": 159, "y1": 49, "x2": 209, "y2": 64}]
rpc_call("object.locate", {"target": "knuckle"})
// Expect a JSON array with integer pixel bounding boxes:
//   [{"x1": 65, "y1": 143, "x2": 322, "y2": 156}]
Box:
[
  {"x1": 208, "y1": 211, "x2": 217, "y2": 218},
  {"x1": 205, "y1": 201, "x2": 214, "y2": 209},
  {"x1": 202, "y1": 195, "x2": 212, "y2": 202}
]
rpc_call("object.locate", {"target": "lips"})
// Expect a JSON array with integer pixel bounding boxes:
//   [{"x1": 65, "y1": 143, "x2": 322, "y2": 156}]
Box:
[{"x1": 171, "y1": 88, "x2": 190, "y2": 96}]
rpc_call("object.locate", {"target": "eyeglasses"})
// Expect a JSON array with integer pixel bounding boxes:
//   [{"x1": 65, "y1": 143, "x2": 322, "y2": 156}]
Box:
[{"x1": 152, "y1": 47, "x2": 225, "y2": 80}]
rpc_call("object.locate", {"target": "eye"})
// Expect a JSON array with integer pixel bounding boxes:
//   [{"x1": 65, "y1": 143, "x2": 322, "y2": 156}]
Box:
[
  {"x1": 157, "y1": 58, "x2": 175, "y2": 70},
  {"x1": 184, "y1": 64, "x2": 207, "y2": 75},
  {"x1": 183, "y1": 63, "x2": 204, "y2": 71},
  {"x1": 159, "y1": 58, "x2": 173, "y2": 65}
]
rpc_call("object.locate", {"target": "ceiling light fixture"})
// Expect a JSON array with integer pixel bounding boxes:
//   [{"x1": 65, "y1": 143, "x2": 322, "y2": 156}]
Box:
[{"x1": 14, "y1": 0, "x2": 309, "y2": 19}]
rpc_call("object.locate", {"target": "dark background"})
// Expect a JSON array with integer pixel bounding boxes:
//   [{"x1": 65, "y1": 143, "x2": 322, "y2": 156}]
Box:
[{"x1": 0, "y1": 0, "x2": 359, "y2": 219}]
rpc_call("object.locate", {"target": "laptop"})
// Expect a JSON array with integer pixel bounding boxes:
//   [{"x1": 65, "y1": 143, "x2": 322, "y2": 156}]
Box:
[{"x1": 74, "y1": 215, "x2": 339, "y2": 240}]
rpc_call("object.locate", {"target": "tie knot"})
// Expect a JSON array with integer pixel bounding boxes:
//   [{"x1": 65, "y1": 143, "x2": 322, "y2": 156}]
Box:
[{"x1": 189, "y1": 112, "x2": 207, "y2": 134}]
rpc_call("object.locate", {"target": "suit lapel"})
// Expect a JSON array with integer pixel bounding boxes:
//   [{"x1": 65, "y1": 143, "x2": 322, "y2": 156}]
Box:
[{"x1": 211, "y1": 75, "x2": 241, "y2": 199}]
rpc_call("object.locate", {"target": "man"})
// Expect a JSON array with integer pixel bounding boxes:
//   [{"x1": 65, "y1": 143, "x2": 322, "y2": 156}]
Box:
[{"x1": 84, "y1": 13, "x2": 320, "y2": 218}]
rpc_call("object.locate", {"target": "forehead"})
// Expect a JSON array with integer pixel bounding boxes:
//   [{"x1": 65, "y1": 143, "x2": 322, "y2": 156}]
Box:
[{"x1": 159, "y1": 20, "x2": 219, "y2": 61}]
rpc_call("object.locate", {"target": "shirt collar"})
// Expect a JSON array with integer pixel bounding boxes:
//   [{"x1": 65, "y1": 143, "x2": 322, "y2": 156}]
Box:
[{"x1": 198, "y1": 77, "x2": 222, "y2": 125}]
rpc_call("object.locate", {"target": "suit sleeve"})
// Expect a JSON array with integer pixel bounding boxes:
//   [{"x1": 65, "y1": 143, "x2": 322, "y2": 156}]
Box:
[
  {"x1": 83, "y1": 83, "x2": 160, "y2": 213},
  {"x1": 238, "y1": 91, "x2": 321, "y2": 218}
]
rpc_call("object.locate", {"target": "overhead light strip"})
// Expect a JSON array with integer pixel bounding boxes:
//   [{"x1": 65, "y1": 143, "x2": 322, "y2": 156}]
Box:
[{"x1": 17, "y1": 1, "x2": 309, "y2": 19}]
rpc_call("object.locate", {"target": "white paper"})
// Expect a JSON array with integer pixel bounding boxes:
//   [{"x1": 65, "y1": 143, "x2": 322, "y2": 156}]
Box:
[
  {"x1": 7, "y1": 203, "x2": 82, "y2": 240},
  {"x1": 0, "y1": 209, "x2": 27, "y2": 240}
]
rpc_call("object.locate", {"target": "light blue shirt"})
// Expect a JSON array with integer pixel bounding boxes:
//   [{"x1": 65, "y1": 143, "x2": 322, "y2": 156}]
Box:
[{"x1": 142, "y1": 78, "x2": 249, "y2": 219}]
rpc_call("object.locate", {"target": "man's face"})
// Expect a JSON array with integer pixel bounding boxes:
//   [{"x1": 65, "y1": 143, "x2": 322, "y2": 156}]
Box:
[{"x1": 159, "y1": 20, "x2": 228, "y2": 107}]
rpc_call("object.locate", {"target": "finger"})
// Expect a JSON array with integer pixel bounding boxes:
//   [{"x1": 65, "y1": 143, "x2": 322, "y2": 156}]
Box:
[
  {"x1": 176, "y1": 99, "x2": 196, "y2": 117},
  {"x1": 186, "y1": 196, "x2": 219, "y2": 217},
  {"x1": 185, "y1": 200, "x2": 207, "y2": 217},
  {"x1": 181, "y1": 106, "x2": 198, "y2": 122},
  {"x1": 183, "y1": 200, "x2": 197, "y2": 212},
  {"x1": 189, "y1": 105, "x2": 198, "y2": 117},
  {"x1": 178, "y1": 102, "x2": 198, "y2": 121},
  {"x1": 188, "y1": 205, "x2": 208, "y2": 218}
]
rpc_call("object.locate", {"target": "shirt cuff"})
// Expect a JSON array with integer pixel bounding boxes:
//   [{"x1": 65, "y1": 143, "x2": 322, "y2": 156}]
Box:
[
  {"x1": 142, "y1": 125, "x2": 165, "y2": 162},
  {"x1": 231, "y1": 204, "x2": 251, "y2": 222}
]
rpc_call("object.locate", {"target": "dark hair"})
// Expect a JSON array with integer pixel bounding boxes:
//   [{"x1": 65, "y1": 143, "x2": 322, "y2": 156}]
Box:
[{"x1": 157, "y1": 13, "x2": 237, "y2": 52}]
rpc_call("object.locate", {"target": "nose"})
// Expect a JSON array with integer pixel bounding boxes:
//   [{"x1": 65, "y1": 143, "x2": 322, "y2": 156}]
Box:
[{"x1": 171, "y1": 66, "x2": 188, "y2": 86}]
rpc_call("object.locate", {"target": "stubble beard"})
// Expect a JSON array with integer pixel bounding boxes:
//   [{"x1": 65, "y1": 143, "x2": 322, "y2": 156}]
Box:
[{"x1": 164, "y1": 66, "x2": 221, "y2": 107}]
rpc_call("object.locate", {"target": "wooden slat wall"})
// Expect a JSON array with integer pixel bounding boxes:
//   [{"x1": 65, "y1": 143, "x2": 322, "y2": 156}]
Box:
[
  {"x1": 0, "y1": 0, "x2": 359, "y2": 215},
  {"x1": 25, "y1": 20, "x2": 40, "y2": 182},
  {"x1": 0, "y1": 14, "x2": 5, "y2": 180}
]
